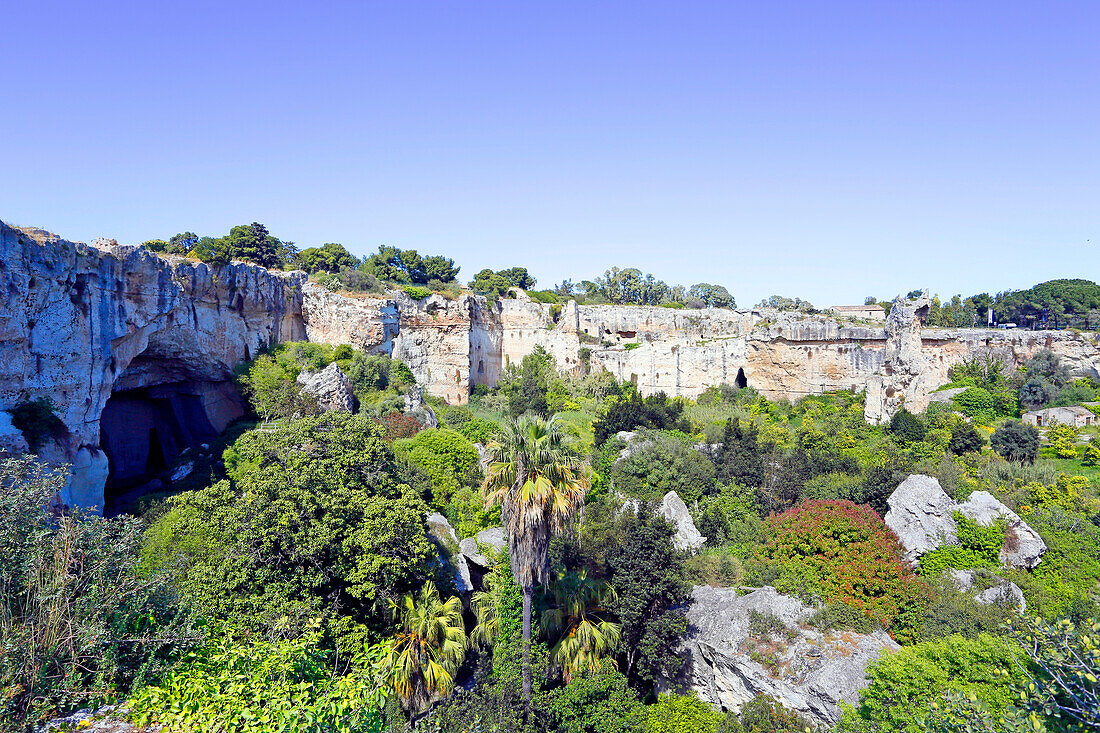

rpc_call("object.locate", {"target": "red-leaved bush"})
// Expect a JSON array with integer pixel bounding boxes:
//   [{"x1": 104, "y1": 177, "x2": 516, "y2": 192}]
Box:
[
  {"x1": 760, "y1": 500, "x2": 930, "y2": 639},
  {"x1": 378, "y1": 412, "x2": 422, "y2": 443}
]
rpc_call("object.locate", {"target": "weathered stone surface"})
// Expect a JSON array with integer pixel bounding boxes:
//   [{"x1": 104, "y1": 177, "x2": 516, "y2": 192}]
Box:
[
  {"x1": 957, "y1": 491, "x2": 1047, "y2": 569},
  {"x1": 425, "y1": 512, "x2": 472, "y2": 593},
  {"x1": 296, "y1": 362, "x2": 355, "y2": 412},
  {"x1": 885, "y1": 477, "x2": 1046, "y2": 569},
  {"x1": 659, "y1": 490, "x2": 706, "y2": 551},
  {"x1": 670, "y1": 586, "x2": 899, "y2": 726},
  {"x1": 0, "y1": 221, "x2": 305, "y2": 510},
  {"x1": 884, "y1": 475, "x2": 957, "y2": 563},
  {"x1": 459, "y1": 537, "x2": 492, "y2": 569},
  {"x1": 949, "y1": 569, "x2": 1026, "y2": 611},
  {"x1": 476, "y1": 526, "x2": 508, "y2": 553},
  {"x1": 5, "y1": 220, "x2": 1099, "y2": 510}
]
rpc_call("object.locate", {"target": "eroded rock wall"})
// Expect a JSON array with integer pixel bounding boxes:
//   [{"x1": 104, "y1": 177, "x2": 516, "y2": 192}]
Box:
[
  {"x1": 0, "y1": 222, "x2": 305, "y2": 508},
  {"x1": 5, "y1": 221, "x2": 1100, "y2": 510}
]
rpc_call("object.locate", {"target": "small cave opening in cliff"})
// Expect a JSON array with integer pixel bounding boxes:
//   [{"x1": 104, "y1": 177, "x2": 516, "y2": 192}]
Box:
[
  {"x1": 735, "y1": 367, "x2": 748, "y2": 389},
  {"x1": 99, "y1": 358, "x2": 246, "y2": 514}
]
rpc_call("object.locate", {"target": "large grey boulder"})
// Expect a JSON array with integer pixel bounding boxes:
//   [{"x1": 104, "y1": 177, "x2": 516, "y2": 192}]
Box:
[
  {"x1": 884, "y1": 475, "x2": 957, "y2": 563},
  {"x1": 668, "y1": 586, "x2": 899, "y2": 726},
  {"x1": 425, "y1": 512, "x2": 472, "y2": 593},
  {"x1": 957, "y1": 491, "x2": 1047, "y2": 569},
  {"x1": 296, "y1": 362, "x2": 355, "y2": 412},
  {"x1": 659, "y1": 490, "x2": 706, "y2": 551},
  {"x1": 884, "y1": 476, "x2": 1046, "y2": 569}
]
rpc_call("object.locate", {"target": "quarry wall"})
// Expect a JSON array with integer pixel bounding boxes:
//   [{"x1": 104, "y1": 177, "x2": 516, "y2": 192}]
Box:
[{"x1": 3, "y1": 221, "x2": 1099, "y2": 509}]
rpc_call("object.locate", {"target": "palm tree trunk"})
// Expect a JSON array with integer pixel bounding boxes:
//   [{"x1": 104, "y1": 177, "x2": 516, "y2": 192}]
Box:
[{"x1": 522, "y1": 583, "x2": 533, "y2": 710}]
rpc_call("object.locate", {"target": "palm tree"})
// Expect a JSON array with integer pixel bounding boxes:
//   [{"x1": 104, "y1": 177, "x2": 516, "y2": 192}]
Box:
[
  {"x1": 542, "y1": 569, "x2": 622, "y2": 682},
  {"x1": 383, "y1": 583, "x2": 468, "y2": 717},
  {"x1": 482, "y1": 414, "x2": 588, "y2": 708}
]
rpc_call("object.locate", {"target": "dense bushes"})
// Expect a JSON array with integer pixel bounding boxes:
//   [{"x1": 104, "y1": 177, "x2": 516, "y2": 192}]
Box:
[
  {"x1": 991, "y1": 420, "x2": 1040, "y2": 463},
  {"x1": 143, "y1": 413, "x2": 438, "y2": 640},
  {"x1": 0, "y1": 457, "x2": 188, "y2": 730},
  {"x1": 593, "y1": 392, "x2": 691, "y2": 446},
  {"x1": 393, "y1": 428, "x2": 480, "y2": 504},
  {"x1": 5, "y1": 397, "x2": 67, "y2": 451},
  {"x1": 129, "y1": 625, "x2": 388, "y2": 732},
  {"x1": 752, "y1": 500, "x2": 930, "y2": 639},
  {"x1": 842, "y1": 634, "x2": 1029, "y2": 732}
]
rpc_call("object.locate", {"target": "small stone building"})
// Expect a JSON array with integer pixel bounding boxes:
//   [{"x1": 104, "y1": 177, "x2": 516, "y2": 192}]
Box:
[
  {"x1": 1022, "y1": 405, "x2": 1096, "y2": 428},
  {"x1": 830, "y1": 304, "x2": 886, "y2": 321}
]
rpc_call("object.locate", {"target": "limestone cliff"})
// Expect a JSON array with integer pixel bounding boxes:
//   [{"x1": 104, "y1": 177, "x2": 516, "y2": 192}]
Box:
[
  {"x1": 0, "y1": 221, "x2": 305, "y2": 508},
  {"x1": 4, "y1": 221, "x2": 1100, "y2": 511}
]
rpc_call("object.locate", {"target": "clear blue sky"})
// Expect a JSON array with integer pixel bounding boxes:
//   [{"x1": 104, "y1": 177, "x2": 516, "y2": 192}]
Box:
[{"x1": 2, "y1": 1, "x2": 1097, "y2": 306}]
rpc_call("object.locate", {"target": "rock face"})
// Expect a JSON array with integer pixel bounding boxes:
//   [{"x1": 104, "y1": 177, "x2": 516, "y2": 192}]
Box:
[
  {"x1": 883, "y1": 475, "x2": 958, "y2": 563},
  {"x1": 949, "y1": 569, "x2": 1026, "y2": 611},
  {"x1": 885, "y1": 476, "x2": 1046, "y2": 569},
  {"x1": 670, "y1": 586, "x2": 899, "y2": 726},
  {"x1": 425, "y1": 512, "x2": 472, "y2": 593},
  {"x1": 659, "y1": 490, "x2": 706, "y2": 551},
  {"x1": 4, "y1": 220, "x2": 1100, "y2": 510},
  {"x1": 0, "y1": 222, "x2": 304, "y2": 509},
  {"x1": 296, "y1": 362, "x2": 355, "y2": 412}
]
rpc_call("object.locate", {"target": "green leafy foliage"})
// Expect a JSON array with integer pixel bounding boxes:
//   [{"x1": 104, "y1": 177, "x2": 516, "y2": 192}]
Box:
[
  {"x1": 142, "y1": 413, "x2": 438, "y2": 639},
  {"x1": 0, "y1": 457, "x2": 189, "y2": 730},
  {"x1": 5, "y1": 397, "x2": 66, "y2": 451},
  {"x1": 534, "y1": 664, "x2": 642, "y2": 733},
  {"x1": 129, "y1": 624, "x2": 388, "y2": 733},
  {"x1": 393, "y1": 428, "x2": 480, "y2": 504},
  {"x1": 593, "y1": 392, "x2": 691, "y2": 446},
  {"x1": 640, "y1": 693, "x2": 723, "y2": 733},
  {"x1": 918, "y1": 513, "x2": 1005, "y2": 576},
  {"x1": 608, "y1": 511, "x2": 691, "y2": 689},
  {"x1": 992, "y1": 420, "x2": 1041, "y2": 464},
  {"x1": 890, "y1": 409, "x2": 928, "y2": 442},
  {"x1": 610, "y1": 431, "x2": 716, "y2": 504},
  {"x1": 842, "y1": 634, "x2": 1031, "y2": 733},
  {"x1": 297, "y1": 242, "x2": 359, "y2": 273}
]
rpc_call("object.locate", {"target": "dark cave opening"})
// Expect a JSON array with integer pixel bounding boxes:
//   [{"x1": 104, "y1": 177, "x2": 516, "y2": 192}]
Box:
[
  {"x1": 99, "y1": 379, "x2": 245, "y2": 511},
  {"x1": 735, "y1": 367, "x2": 748, "y2": 389}
]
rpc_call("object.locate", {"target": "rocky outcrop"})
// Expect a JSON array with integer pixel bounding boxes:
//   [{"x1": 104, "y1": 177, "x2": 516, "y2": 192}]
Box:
[
  {"x1": 949, "y1": 569, "x2": 1026, "y2": 611},
  {"x1": 425, "y1": 512, "x2": 472, "y2": 593},
  {"x1": 956, "y1": 491, "x2": 1047, "y2": 569},
  {"x1": 296, "y1": 362, "x2": 355, "y2": 412},
  {"x1": 4, "y1": 220, "x2": 1099, "y2": 510},
  {"x1": 669, "y1": 586, "x2": 899, "y2": 726},
  {"x1": 883, "y1": 475, "x2": 958, "y2": 563},
  {"x1": 0, "y1": 222, "x2": 305, "y2": 510},
  {"x1": 659, "y1": 490, "x2": 706, "y2": 551},
  {"x1": 884, "y1": 476, "x2": 1046, "y2": 569}
]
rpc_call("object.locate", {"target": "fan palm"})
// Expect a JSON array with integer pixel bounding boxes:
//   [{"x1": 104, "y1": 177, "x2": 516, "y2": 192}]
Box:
[
  {"x1": 482, "y1": 414, "x2": 588, "y2": 707},
  {"x1": 542, "y1": 569, "x2": 622, "y2": 682},
  {"x1": 383, "y1": 583, "x2": 468, "y2": 716}
]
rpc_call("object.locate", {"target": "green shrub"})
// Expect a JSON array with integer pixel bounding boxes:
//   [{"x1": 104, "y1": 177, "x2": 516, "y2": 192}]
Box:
[
  {"x1": 917, "y1": 513, "x2": 1004, "y2": 576},
  {"x1": 534, "y1": 665, "x2": 642, "y2": 733},
  {"x1": 991, "y1": 420, "x2": 1040, "y2": 464},
  {"x1": 128, "y1": 625, "x2": 388, "y2": 733},
  {"x1": 842, "y1": 634, "x2": 1029, "y2": 732},
  {"x1": 889, "y1": 409, "x2": 927, "y2": 442},
  {"x1": 401, "y1": 284, "x2": 432, "y2": 299},
  {"x1": 726, "y1": 694, "x2": 809, "y2": 733},
  {"x1": 641, "y1": 693, "x2": 723, "y2": 733},
  {"x1": 393, "y1": 428, "x2": 480, "y2": 504},
  {"x1": 143, "y1": 413, "x2": 438, "y2": 639},
  {"x1": 0, "y1": 457, "x2": 189, "y2": 730},
  {"x1": 6, "y1": 397, "x2": 66, "y2": 450},
  {"x1": 808, "y1": 602, "x2": 876, "y2": 634}
]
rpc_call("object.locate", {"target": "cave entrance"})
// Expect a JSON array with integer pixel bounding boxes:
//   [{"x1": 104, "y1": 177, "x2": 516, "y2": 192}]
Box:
[
  {"x1": 735, "y1": 367, "x2": 748, "y2": 389},
  {"x1": 99, "y1": 378, "x2": 244, "y2": 513}
]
